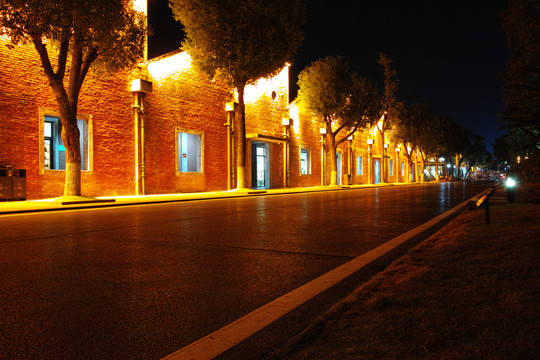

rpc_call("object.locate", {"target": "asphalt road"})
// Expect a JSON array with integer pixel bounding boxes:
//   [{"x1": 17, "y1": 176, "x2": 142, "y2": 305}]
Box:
[{"x1": 0, "y1": 182, "x2": 490, "y2": 359}]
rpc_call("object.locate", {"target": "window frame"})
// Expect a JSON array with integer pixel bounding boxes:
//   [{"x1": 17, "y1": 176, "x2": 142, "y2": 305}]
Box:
[
  {"x1": 176, "y1": 129, "x2": 204, "y2": 174},
  {"x1": 39, "y1": 109, "x2": 92, "y2": 174},
  {"x1": 356, "y1": 155, "x2": 363, "y2": 175},
  {"x1": 299, "y1": 147, "x2": 311, "y2": 175}
]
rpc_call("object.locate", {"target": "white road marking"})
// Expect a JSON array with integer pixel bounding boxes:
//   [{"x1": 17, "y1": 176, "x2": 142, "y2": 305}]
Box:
[{"x1": 162, "y1": 192, "x2": 486, "y2": 360}]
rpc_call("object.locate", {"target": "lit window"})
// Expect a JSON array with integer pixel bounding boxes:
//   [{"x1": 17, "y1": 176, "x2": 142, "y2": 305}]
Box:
[
  {"x1": 356, "y1": 156, "x2": 363, "y2": 175},
  {"x1": 300, "y1": 148, "x2": 311, "y2": 174},
  {"x1": 44, "y1": 115, "x2": 89, "y2": 170},
  {"x1": 389, "y1": 159, "x2": 394, "y2": 176},
  {"x1": 401, "y1": 161, "x2": 405, "y2": 176},
  {"x1": 178, "y1": 132, "x2": 202, "y2": 172}
]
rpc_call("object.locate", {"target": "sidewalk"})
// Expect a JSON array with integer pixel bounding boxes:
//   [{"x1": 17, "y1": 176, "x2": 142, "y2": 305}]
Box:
[
  {"x1": 266, "y1": 183, "x2": 540, "y2": 359},
  {"x1": 0, "y1": 183, "x2": 402, "y2": 215}
]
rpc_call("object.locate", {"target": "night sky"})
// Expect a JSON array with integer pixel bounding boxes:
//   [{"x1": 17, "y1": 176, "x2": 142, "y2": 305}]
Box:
[{"x1": 147, "y1": 0, "x2": 509, "y2": 153}]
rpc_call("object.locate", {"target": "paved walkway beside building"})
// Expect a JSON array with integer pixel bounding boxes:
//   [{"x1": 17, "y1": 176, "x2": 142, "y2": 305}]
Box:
[{"x1": 0, "y1": 183, "x2": 404, "y2": 215}]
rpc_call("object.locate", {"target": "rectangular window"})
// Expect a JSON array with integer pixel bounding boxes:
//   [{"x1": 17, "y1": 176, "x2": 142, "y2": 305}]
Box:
[
  {"x1": 356, "y1": 156, "x2": 363, "y2": 175},
  {"x1": 300, "y1": 148, "x2": 310, "y2": 174},
  {"x1": 401, "y1": 161, "x2": 405, "y2": 176},
  {"x1": 178, "y1": 132, "x2": 202, "y2": 172},
  {"x1": 389, "y1": 159, "x2": 394, "y2": 176},
  {"x1": 44, "y1": 115, "x2": 88, "y2": 170}
]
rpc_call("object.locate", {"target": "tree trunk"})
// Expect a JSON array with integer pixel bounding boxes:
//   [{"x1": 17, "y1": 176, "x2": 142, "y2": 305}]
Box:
[
  {"x1": 420, "y1": 156, "x2": 426, "y2": 182},
  {"x1": 329, "y1": 145, "x2": 338, "y2": 186},
  {"x1": 379, "y1": 129, "x2": 386, "y2": 183},
  {"x1": 236, "y1": 85, "x2": 247, "y2": 189},
  {"x1": 59, "y1": 105, "x2": 82, "y2": 196},
  {"x1": 326, "y1": 122, "x2": 338, "y2": 186}
]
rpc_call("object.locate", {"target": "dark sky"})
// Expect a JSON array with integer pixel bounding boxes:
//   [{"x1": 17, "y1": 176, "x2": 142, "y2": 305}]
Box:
[{"x1": 147, "y1": 0, "x2": 509, "y2": 153}]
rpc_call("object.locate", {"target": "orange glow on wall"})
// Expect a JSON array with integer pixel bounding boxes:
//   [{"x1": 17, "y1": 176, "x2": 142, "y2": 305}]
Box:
[
  {"x1": 288, "y1": 102, "x2": 300, "y2": 133},
  {"x1": 133, "y1": 0, "x2": 147, "y2": 13},
  {"x1": 148, "y1": 51, "x2": 192, "y2": 80},
  {"x1": 243, "y1": 65, "x2": 289, "y2": 104}
]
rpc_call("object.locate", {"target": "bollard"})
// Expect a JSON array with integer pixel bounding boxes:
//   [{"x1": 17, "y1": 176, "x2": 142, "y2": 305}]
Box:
[{"x1": 506, "y1": 177, "x2": 516, "y2": 203}]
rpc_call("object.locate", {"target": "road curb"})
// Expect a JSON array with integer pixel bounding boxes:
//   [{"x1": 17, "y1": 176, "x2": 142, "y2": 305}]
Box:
[{"x1": 0, "y1": 182, "x2": 412, "y2": 216}]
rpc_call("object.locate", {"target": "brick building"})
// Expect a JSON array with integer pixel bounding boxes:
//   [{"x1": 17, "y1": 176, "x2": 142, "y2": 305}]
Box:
[{"x1": 0, "y1": 15, "x2": 419, "y2": 200}]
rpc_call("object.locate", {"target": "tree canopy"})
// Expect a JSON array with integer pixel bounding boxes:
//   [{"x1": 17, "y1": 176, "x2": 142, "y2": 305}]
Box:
[
  {"x1": 502, "y1": 0, "x2": 540, "y2": 138},
  {"x1": 500, "y1": 0, "x2": 540, "y2": 181}
]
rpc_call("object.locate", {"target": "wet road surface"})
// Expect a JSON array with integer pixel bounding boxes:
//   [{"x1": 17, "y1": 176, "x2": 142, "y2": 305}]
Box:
[{"x1": 0, "y1": 182, "x2": 490, "y2": 359}]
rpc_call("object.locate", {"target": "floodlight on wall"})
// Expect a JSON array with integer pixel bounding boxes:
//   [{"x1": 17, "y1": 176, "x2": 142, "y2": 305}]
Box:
[
  {"x1": 131, "y1": 79, "x2": 152, "y2": 93},
  {"x1": 226, "y1": 101, "x2": 238, "y2": 112}
]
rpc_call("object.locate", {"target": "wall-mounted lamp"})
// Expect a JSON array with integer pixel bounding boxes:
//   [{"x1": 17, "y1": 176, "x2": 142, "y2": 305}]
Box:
[
  {"x1": 226, "y1": 101, "x2": 238, "y2": 112},
  {"x1": 131, "y1": 79, "x2": 152, "y2": 93}
]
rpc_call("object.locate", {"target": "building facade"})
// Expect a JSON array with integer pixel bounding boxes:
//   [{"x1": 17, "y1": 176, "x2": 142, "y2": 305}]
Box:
[{"x1": 0, "y1": 29, "x2": 421, "y2": 200}]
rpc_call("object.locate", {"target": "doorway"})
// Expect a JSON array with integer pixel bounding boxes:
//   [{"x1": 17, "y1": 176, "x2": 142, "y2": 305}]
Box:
[
  {"x1": 374, "y1": 158, "x2": 381, "y2": 184},
  {"x1": 251, "y1": 142, "x2": 270, "y2": 189},
  {"x1": 336, "y1": 152, "x2": 342, "y2": 185}
]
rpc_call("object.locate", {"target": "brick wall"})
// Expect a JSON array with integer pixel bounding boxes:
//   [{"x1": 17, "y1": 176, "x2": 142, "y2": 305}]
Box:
[
  {"x1": 0, "y1": 38, "x2": 136, "y2": 199},
  {"x1": 0, "y1": 38, "x2": 405, "y2": 199},
  {"x1": 143, "y1": 54, "x2": 230, "y2": 194}
]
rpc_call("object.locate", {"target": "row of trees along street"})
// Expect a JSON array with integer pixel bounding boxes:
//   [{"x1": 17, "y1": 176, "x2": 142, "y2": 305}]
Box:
[
  {"x1": 1, "y1": 0, "x2": 493, "y2": 197},
  {"x1": 297, "y1": 53, "x2": 492, "y2": 184}
]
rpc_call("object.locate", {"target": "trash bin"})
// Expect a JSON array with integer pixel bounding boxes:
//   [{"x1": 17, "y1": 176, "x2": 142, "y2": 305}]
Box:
[
  {"x1": 11, "y1": 169, "x2": 26, "y2": 201},
  {"x1": 0, "y1": 165, "x2": 13, "y2": 201}
]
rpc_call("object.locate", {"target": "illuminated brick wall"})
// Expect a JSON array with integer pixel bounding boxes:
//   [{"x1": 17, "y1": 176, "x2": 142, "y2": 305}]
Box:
[
  {"x1": 0, "y1": 36, "x2": 406, "y2": 200},
  {"x1": 143, "y1": 52, "x2": 230, "y2": 193},
  {"x1": 0, "y1": 38, "x2": 136, "y2": 199}
]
